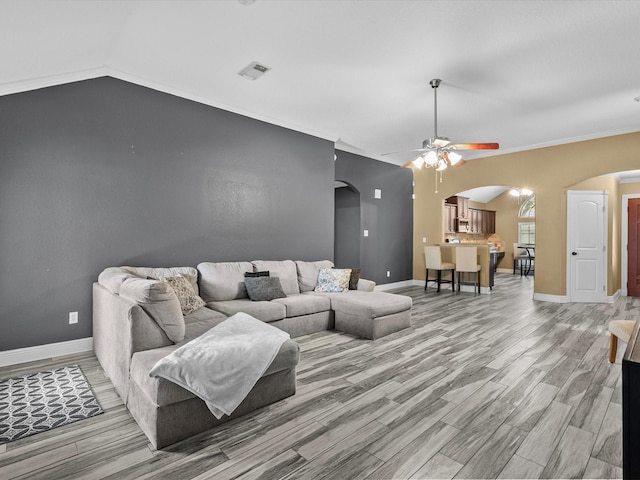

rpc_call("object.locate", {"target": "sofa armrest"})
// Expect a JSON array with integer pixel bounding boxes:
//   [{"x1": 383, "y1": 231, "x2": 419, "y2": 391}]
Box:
[
  {"x1": 357, "y1": 278, "x2": 376, "y2": 292},
  {"x1": 92, "y1": 283, "x2": 172, "y2": 402}
]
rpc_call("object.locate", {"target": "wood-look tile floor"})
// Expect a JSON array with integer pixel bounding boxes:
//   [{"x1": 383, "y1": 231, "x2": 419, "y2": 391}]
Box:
[{"x1": 0, "y1": 273, "x2": 633, "y2": 479}]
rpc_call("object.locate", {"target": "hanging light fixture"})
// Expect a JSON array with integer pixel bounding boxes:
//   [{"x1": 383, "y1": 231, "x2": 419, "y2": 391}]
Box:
[{"x1": 510, "y1": 187, "x2": 533, "y2": 205}]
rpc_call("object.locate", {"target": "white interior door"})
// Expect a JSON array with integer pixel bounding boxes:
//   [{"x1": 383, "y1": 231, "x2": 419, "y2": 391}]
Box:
[{"x1": 567, "y1": 191, "x2": 608, "y2": 302}]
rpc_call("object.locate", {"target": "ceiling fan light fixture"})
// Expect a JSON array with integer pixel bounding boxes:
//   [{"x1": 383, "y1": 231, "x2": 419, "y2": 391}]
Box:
[
  {"x1": 412, "y1": 156, "x2": 425, "y2": 169},
  {"x1": 448, "y1": 151, "x2": 462, "y2": 165},
  {"x1": 424, "y1": 150, "x2": 438, "y2": 167},
  {"x1": 436, "y1": 158, "x2": 448, "y2": 171}
]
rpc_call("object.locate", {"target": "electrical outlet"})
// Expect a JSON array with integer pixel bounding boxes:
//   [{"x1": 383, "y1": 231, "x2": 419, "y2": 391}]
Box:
[
  {"x1": 386, "y1": 271, "x2": 391, "y2": 277},
  {"x1": 422, "y1": 237, "x2": 427, "y2": 243},
  {"x1": 69, "y1": 311, "x2": 78, "y2": 325}
]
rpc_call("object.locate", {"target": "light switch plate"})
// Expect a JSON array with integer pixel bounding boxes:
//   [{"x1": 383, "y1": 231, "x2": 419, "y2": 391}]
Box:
[
  {"x1": 374, "y1": 189, "x2": 382, "y2": 199},
  {"x1": 364, "y1": 230, "x2": 369, "y2": 237}
]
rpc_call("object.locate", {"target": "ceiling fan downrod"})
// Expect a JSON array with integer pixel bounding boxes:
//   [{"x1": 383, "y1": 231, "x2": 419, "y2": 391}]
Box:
[{"x1": 430, "y1": 78, "x2": 441, "y2": 140}]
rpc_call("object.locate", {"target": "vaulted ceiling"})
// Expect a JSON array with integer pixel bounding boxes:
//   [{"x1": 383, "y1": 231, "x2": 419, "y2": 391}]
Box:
[{"x1": 2, "y1": 0, "x2": 640, "y2": 166}]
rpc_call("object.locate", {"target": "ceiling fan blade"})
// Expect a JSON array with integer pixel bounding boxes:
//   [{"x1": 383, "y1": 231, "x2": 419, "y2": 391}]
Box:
[
  {"x1": 382, "y1": 147, "x2": 430, "y2": 156},
  {"x1": 453, "y1": 158, "x2": 466, "y2": 167},
  {"x1": 401, "y1": 160, "x2": 415, "y2": 168},
  {"x1": 449, "y1": 142, "x2": 499, "y2": 150}
]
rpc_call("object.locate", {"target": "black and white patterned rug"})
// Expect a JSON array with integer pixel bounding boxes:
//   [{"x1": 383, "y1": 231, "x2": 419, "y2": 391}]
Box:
[{"x1": 0, "y1": 364, "x2": 103, "y2": 443}]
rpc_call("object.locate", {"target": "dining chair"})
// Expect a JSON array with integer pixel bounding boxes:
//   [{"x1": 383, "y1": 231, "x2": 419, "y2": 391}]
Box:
[
  {"x1": 513, "y1": 243, "x2": 530, "y2": 276},
  {"x1": 455, "y1": 246, "x2": 481, "y2": 294},
  {"x1": 608, "y1": 320, "x2": 636, "y2": 363},
  {"x1": 424, "y1": 246, "x2": 455, "y2": 292}
]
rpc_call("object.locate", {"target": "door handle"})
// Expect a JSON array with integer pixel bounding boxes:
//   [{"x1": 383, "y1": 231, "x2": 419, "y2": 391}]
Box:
[{"x1": 571, "y1": 252, "x2": 578, "y2": 256}]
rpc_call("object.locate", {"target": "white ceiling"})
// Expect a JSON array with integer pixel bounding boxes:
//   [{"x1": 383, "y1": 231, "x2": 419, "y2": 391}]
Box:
[{"x1": 2, "y1": 0, "x2": 640, "y2": 167}]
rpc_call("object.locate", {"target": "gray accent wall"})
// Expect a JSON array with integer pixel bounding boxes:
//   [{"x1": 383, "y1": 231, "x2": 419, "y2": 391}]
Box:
[
  {"x1": 334, "y1": 150, "x2": 413, "y2": 284},
  {"x1": 0, "y1": 77, "x2": 334, "y2": 351}
]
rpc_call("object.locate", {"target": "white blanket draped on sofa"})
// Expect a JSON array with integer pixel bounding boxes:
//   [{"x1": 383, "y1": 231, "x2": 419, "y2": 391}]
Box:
[{"x1": 149, "y1": 312, "x2": 290, "y2": 419}]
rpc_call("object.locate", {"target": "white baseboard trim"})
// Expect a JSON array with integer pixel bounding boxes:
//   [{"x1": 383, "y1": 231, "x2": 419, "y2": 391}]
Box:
[
  {"x1": 532, "y1": 293, "x2": 570, "y2": 303},
  {"x1": 0, "y1": 337, "x2": 93, "y2": 368},
  {"x1": 532, "y1": 289, "x2": 621, "y2": 304},
  {"x1": 375, "y1": 279, "x2": 421, "y2": 291}
]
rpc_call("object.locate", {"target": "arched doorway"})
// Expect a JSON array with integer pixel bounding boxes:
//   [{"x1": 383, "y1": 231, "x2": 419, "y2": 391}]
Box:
[{"x1": 334, "y1": 181, "x2": 361, "y2": 268}]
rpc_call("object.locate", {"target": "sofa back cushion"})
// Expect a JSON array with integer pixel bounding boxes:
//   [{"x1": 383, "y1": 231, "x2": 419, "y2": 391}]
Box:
[
  {"x1": 295, "y1": 260, "x2": 335, "y2": 292},
  {"x1": 118, "y1": 277, "x2": 185, "y2": 343},
  {"x1": 123, "y1": 266, "x2": 199, "y2": 294},
  {"x1": 251, "y1": 260, "x2": 300, "y2": 295},
  {"x1": 97, "y1": 267, "x2": 132, "y2": 294},
  {"x1": 197, "y1": 262, "x2": 254, "y2": 301}
]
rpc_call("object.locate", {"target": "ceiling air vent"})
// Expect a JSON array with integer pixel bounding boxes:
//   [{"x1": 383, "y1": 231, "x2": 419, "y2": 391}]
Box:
[{"x1": 238, "y1": 62, "x2": 270, "y2": 80}]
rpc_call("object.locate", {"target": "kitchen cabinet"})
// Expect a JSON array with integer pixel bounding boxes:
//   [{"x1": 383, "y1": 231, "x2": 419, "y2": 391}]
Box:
[
  {"x1": 443, "y1": 204, "x2": 457, "y2": 234},
  {"x1": 458, "y1": 197, "x2": 470, "y2": 220},
  {"x1": 484, "y1": 210, "x2": 496, "y2": 234},
  {"x1": 445, "y1": 196, "x2": 469, "y2": 233},
  {"x1": 470, "y1": 209, "x2": 482, "y2": 234},
  {"x1": 446, "y1": 196, "x2": 495, "y2": 235},
  {"x1": 467, "y1": 208, "x2": 496, "y2": 235}
]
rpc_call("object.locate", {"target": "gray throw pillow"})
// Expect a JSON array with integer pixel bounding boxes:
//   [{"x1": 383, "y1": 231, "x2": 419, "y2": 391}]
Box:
[
  {"x1": 245, "y1": 277, "x2": 287, "y2": 301},
  {"x1": 244, "y1": 271, "x2": 270, "y2": 278}
]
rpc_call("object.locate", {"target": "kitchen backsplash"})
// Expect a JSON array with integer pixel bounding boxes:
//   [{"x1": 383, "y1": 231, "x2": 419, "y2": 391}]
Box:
[{"x1": 444, "y1": 233, "x2": 505, "y2": 251}]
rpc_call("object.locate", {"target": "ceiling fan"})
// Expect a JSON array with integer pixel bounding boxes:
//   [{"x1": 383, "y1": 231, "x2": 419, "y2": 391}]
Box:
[{"x1": 385, "y1": 79, "x2": 499, "y2": 170}]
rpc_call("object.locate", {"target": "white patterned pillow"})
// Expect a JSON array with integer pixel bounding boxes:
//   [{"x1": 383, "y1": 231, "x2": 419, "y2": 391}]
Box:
[
  {"x1": 314, "y1": 268, "x2": 352, "y2": 293},
  {"x1": 164, "y1": 275, "x2": 206, "y2": 315}
]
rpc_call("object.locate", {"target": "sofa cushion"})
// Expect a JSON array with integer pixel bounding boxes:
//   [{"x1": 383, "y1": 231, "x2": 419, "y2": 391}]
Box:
[
  {"x1": 251, "y1": 260, "x2": 300, "y2": 295},
  {"x1": 327, "y1": 290, "x2": 412, "y2": 319},
  {"x1": 272, "y1": 294, "x2": 331, "y2": 317},
  {"x1": 245, "y1": 277, "x2": 287, "y2": 301},
  {"x1": 197, "y1": 262, "x2": 254, "y2": 302},
  {"x1": 165, "y1": 275, "x2": 206, "y2": 315},
  {"x1": 130, "y1": 338, "x2": 300, "y2": 407},
  {"x1": 183, "y1": 307, "x2": 228, "y2": 341},
  {"x1": 206, "y1": 299, "x2": 286, "y2": 323},
  {"x1": 295, "y1": 260, "x2": 334, "y2": 292},
  {"x1": 123, "y1": 266, "x2": 200, "y2": 295},
  {"x1": 315, "y1": 268, "x2": 351, "y2": 293},
  {"x1": 119, "y1": 277, "x2": 185, "y2": 343}
]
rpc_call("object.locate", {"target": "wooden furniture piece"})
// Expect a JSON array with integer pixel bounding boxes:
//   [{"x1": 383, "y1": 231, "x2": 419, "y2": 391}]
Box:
[
  {"x1": 424, "y1": 246, "x2": 455, "y2": 293},
  {"x1": 610, "y1": 320, "x2": 636, "y2": 363},
  {"x1": 455, "y1": 246, "x2": 481, "y2": 294},
  {"x1": 622, "y1": 321, "x2": 640, "y2": 479},
  {"x1": 444, "y1": 196, "x2": 495, "y2": 235},
  {"x1": 443, "y1": 203, "x2": 457, "y2": 234}
]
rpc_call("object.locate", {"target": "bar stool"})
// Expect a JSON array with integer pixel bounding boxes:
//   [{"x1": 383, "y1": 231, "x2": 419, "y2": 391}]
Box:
[
  {"x1": 455, "y1": 246, "x2": 481, "y2": 294},
  {"x1": 424, "y1": 246, "x2": 455, "y2": 292}
]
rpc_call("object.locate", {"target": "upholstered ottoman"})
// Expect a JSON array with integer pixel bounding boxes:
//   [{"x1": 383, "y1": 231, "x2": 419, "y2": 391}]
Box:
[{"x1": 329, "y1": 291, "x2": 412, "y2": 340}]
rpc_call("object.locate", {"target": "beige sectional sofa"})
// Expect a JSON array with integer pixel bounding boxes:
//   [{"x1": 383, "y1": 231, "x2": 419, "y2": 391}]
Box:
[{"x1": 93, "y1": 260, "x2": 412, "y2": 448}]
